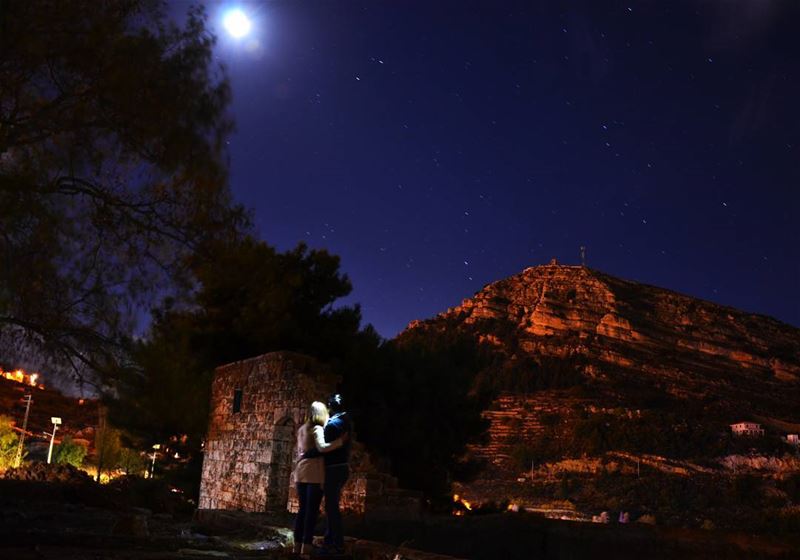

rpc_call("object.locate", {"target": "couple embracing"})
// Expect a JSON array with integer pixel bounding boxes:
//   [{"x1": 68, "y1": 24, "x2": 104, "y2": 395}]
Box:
[{"x1": 292, "y1": 393, "x2": 351, "y2": 556}]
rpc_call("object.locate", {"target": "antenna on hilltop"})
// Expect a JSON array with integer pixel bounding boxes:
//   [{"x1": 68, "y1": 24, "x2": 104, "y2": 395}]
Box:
[{"x1": 580, "y1": 246, "x2": 586, "y2": 267}]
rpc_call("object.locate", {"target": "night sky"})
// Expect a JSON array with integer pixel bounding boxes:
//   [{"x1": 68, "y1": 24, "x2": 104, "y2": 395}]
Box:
[{"x1": 200, "y1": 1, "x2": 799, "y2": 338}]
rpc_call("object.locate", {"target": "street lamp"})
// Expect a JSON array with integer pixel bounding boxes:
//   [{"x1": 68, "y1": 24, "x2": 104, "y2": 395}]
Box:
[
  {"x1": 150, "y1": 444, "x2": 161, "y2": 479},
  {"x1": 47, "y1": 417, "x2": 62, "y2": 464}
]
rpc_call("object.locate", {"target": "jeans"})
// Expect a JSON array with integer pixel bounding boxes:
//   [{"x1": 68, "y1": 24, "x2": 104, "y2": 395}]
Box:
[
  {"x1": 323, "y1": 465, "x2": 349, "y2": 548},
  {"x1": 294, "y1": 482, "x2": 323, "y2": 545}
]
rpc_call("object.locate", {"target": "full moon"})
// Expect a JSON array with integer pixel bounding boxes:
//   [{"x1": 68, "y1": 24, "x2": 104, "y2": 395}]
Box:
[{"x1": 223, "y1": 9, "x2": 252, "y2": 39}]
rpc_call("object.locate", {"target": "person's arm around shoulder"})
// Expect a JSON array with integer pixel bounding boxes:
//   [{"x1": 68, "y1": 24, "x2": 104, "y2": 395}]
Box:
[{"x1": 313, "y1": 425, "x2": 345, "y2": 453}]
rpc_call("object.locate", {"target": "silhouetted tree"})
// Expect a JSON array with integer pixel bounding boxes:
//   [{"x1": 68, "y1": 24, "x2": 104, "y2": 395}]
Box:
[
  {"x1": 344, "y1": 328, "x2": 492, "y2": 498},
  {"x1": 112, "y1": 237, "x2": 364, "y2": 443},
  {"x1": 0, "y1": 1, "x2": 247, "y2": 385}
]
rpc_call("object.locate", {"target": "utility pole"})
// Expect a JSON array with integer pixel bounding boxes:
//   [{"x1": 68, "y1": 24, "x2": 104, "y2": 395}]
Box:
[
  {"x1": 15, "y1": 393, "x2": 33, "y2": 467},
  {"x1": 47, "y1": 417, "x2": 62, "y2": 464},
  {"x1": 580, "y1": 246, "x2": 587, "y2": 267}
]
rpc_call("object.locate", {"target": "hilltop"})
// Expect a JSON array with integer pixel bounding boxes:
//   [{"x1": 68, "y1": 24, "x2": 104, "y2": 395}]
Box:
[{"x1": 404, "y1": 262, "x2": 800, "y2": 419}]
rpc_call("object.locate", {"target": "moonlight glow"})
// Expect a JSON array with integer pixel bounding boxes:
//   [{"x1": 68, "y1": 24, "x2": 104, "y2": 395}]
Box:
[{"x1": 223, "y1": 9, "x2": 252, "y2": 39}]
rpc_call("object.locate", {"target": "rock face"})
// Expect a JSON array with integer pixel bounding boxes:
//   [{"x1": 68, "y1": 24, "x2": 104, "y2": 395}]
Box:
[
  {"x1": 403, "y1": 263, "x2": 800, "y2": 479},
  {"x1": 409, "y1": 263, "x2": 800, "y2": 409}
]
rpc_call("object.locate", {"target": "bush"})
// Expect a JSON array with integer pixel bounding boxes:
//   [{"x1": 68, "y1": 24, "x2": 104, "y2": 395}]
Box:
[
  {"x1": 53, "y1": 435, "x2": 88, "y2": 468},
  {"x1": 94, "y1": 424, "x2": 122, "y2": 481},
  {"x1": 0, "y1": 415, "x2": 22, "y2": 470},
  {"x1": 118, "y1": 448, "x2": 148, "y2": 476}
]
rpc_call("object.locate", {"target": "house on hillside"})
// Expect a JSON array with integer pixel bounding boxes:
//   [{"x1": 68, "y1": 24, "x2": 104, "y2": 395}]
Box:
[
  {"x1": 786, "y1": 434, "x2": 799, "y2": 446},
  {"x1": 730, "y1": 422, "x2": 765, "y2": 437}
]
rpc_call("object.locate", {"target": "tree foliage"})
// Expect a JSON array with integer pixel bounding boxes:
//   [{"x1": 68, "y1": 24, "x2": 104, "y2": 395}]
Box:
[
  {"x1": 0, "y1": 415, "x2": 21, "y2": 470},
  {"x1": 94, "y1": 419, "x2": 122, "y2": 481},
  {"x1": 344, "y1": 328, "x2": 492, "y2": 498},
  {"x1": 53, "y1": 435, "x2": 88, "y2": 468},
  {"x1": 111, "y1": 237, "x2": 364, "y2": 443},
  {"x1": 118, "y1": 447, "x2": 148, "y2": 476},
  {"x1": 0, "y1": 0, "x2": 247, "y2": 384}
]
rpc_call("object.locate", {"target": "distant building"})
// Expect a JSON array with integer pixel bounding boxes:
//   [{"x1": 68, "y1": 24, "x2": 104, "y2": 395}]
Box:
[
  {"x1": 730, "y1": 422, "x2": 765, "y2": 437},
  {"x1": 786, "y1": 434, "x2": 799, "y2": 446}
]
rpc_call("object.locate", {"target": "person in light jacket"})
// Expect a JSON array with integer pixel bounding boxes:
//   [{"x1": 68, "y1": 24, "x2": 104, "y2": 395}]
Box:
[{"x1": 292, "y1": 401, "x2": 346, "y2": 556}]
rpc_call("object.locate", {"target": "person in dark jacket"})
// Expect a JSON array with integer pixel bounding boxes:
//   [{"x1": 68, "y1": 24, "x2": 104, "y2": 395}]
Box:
[{"x1": 321, "y1": 393, "x2": 351, "y2": 554}]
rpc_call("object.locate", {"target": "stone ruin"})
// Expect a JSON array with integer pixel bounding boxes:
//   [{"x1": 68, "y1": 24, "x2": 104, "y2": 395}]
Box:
[
  {"x1": 198, "y1": 351, "x2": 335, "y2": 512},
  {"x1": 198, "y1": 351, "x2": 422, "y2": 519}
]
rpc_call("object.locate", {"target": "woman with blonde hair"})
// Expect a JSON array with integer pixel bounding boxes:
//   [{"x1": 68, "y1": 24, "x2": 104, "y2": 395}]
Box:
[{"x1": 292, "y1": 401, "x2": 346, "y2": 556}]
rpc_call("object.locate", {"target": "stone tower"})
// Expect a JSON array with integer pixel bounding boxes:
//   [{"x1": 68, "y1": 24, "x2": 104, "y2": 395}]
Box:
[{"x1": 198, "y1": 351, "x2": 338, "y2": 512}]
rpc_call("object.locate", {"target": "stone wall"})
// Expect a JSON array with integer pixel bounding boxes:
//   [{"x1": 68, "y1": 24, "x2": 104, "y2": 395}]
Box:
[
  {"x1": 198, "y1": 351, "x2": 338, "y2": 512},
  {"x1": 339, "y1": 471, "x2": 423, "y2": 521}
]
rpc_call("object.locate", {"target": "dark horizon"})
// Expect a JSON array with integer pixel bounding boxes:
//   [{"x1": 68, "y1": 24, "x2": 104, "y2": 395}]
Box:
[{"x1": 202, "y1": 0, "x2": 799, "y2": 338}]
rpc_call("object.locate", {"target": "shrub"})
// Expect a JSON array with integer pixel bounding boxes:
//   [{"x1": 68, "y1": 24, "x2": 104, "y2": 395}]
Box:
[
  {"x1": 0, "y1": 415, "x2": 22, "y2": 470},
  {"x1": 118, "y1": 448, "x2": 148, "y2": 476},
  {"x1": 53, "y1": 435, "x2": 88, "y2": 468},
  {"x1": 94, "y1": 424, "x2": 122, "y2": 481}
]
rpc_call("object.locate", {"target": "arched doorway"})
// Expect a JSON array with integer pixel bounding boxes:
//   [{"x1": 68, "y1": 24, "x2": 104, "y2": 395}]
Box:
[{"x1": 266, "y1": 416, "x2": 295, "y2": 512}]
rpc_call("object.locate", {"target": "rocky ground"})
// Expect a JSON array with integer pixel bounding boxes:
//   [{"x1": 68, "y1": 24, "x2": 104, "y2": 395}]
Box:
[
  {"x1": 0, "y1": 464, "x2": 457, "y2": 560},
  {"x1": 1, "y1": 464, "x2": 799, "y2": 559}
]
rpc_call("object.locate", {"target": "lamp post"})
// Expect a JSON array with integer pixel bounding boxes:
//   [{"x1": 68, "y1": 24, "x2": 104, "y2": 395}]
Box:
[
  {"x1": 47, "y1": 417, "x2": 62, "y2": 464},
  {"x1": 150, "y1": 444, "x2": 160, "y2": 478}
]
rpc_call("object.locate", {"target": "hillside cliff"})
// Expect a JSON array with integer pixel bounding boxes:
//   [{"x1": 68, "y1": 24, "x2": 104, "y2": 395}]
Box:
[
  {"x1": 405, "y1": 263, "x2": 800, "y2": 418},
  {"x1": 402, "y1": 264, "x2": 800, "y2": 528}
]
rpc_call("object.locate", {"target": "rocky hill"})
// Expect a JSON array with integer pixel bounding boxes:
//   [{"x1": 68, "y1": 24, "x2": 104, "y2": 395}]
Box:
[
  {"x1": 406, "y1": 262, "x2": 800, "y2": 418},
  {"x1": 402, "y1": 263, "x2": 800, "y2": 529}
]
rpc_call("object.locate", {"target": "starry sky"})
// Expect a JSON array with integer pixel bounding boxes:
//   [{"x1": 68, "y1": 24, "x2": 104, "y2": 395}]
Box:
[{"x1": 200, "y1": 0, "x2": 799, "y2": 338}]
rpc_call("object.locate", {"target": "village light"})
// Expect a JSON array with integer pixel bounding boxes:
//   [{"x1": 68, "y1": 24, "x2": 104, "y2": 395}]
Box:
[{"x1": 46, "y1": 417, "x2": 62, "y2": 464}]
